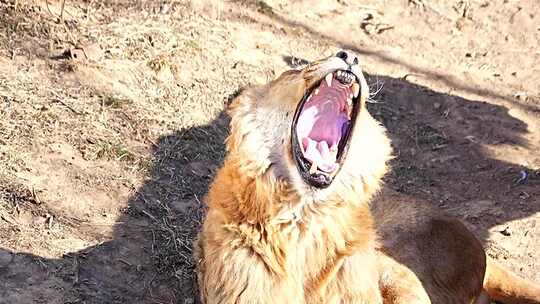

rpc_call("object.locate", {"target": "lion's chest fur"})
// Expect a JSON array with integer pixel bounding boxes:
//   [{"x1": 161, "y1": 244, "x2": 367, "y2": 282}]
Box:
[
  {"x1": 203, "y1": 198, "x2": 383, "y2": 303},
  {"x1": 279, "y1": 206, "x2": 382, "y2": 303}
]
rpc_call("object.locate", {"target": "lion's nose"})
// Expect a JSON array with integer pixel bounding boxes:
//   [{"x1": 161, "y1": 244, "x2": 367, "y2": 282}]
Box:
[{"x1": 336, "y1": 50, "x2": 359, "y2": 66}]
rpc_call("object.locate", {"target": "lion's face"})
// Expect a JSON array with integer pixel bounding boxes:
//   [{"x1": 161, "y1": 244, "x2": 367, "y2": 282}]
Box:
[{"x1": 227, "y1": 50, "x2": 392, "y2": 202}]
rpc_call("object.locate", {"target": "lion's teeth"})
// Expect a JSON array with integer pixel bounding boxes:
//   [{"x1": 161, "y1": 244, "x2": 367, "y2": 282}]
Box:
[
  {"x1": 314, "y1": 88, "x2": 319, "y2": 95},
  {"x1": 329, "y1": 164, "x2": 340, "y2": 178},
  {"x1": 352, "y1": 83, "x2": 360, "y2": 98},
  {"x1": 325, "y1": 73, "x2": 332, "y2": 87},
  {"x1": 309, "y1": 161, "x2": 318, "y2": 174}
]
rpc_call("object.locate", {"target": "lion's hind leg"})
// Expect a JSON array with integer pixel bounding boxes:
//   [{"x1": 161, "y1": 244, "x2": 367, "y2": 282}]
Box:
[{"x1": 377, "y1": 253, "x2": 431, "y2": 304}]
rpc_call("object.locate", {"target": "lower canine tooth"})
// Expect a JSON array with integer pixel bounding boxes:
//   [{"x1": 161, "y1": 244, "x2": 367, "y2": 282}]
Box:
[
  {"x1": 352, "y1": 83, "x2": 360, "y2": 98},
  {"x1": 325, "y1": 73, "x2": 332, "y2": 87},
  {"x1": 309, "y1": 162, "x2": 318, "y2": 174},
  {"x1": 330, "y1": 164, "x2": 340, "y2": 178}
]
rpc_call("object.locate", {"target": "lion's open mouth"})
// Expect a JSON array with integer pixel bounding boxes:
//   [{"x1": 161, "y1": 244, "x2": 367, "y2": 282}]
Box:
[{"x1": 292, "y1": 70, "x2": 361, "y2": 188}]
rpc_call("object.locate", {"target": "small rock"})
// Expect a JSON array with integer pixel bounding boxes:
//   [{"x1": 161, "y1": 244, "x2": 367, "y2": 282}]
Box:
[
  {"x1": 0, "y1": 251, "x2": 13, "y2": 267},
  {"x1": 514, "y1": 92, "x2": 528, "y2": 101},
  {"x1": 184, "y1": 298, "x2": 195, "y2": 304},
  {"x1": 170, "y1": 199, "x2": 199, "y2": 214},
  {"x1": 499, "y1": 227, "x2": 511, "y2": 236},
  {"x1": 433, "y1": 102, "x2": 441, "y2": 109},
  {"x1": 160, "y1": 3, "x2": 170, "y2": 14},
  {"x1": 188, "y1": 161, "x2": 215, "y2": 178}
]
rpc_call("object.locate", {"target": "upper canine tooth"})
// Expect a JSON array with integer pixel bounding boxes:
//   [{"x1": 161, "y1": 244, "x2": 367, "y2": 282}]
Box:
[
  {"x1": 314, "y1": 88, "x2": 319, "y2": 95},
  {"x1": 352, "y1": 83, "x2": 360, "y2": 98},
  {"x1": 325, "y1": 73, "x2": 332, "y2": 87}
]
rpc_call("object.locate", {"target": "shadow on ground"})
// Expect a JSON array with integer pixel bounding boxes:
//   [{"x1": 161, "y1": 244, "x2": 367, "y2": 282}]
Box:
[{"x1": 1, "y1": 73, "x2": 539, "y2": 303}]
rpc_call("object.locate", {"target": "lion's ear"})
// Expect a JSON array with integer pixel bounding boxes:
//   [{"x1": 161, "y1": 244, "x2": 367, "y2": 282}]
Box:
[
  {"x1": 225, "y1": 87, "x2": 256, "y2": 120},
  {"x1": 224, "y1": 87, "x2": 246, "y2": 109},
  {"x1": 282, "y1": 55, "x2": 310, "y2": 69}
]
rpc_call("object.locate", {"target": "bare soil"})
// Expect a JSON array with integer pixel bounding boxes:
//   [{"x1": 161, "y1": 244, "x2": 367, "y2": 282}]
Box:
[{"x1": 0, "y1": 0, "x2": 538, "y2": 303}]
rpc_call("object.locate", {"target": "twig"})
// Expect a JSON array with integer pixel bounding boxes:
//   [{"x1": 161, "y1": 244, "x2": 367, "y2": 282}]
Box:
[
  {"x1": 0, "y1": 213, "x2": 16, "y2": 225},
  {"x1": 60, "y1": 0, "x2": 66, "y2": 24},
  {"x1": 51, "y1": 98, "x2": 83, "y2": 115},
  {"x1": 45, "y1": 0, "x2": 77, "y2": 45},
  {"x1": 45, "y1": 0, "x2": 54, "y2": 16},
  {"x1": 408, "y1": 0, "x2": 451, "y2": 21},
  {"x1": 402, "y1": 73, "x2": 425, "y2": 81},
  {"x1": 49, "y1": 90, "x2": 84, "y2": 115},
  {"x1": 137, "y1": 206, "x2": 158, "y2": 222},
  {"x1": 86, "y1": 0, "x2": 94, "y2": 23},
  {"x1": 118, "y1": 258, "x2": 133, "y2": 266},
  {"x1": 32, "y1": 186, "x2": 42, "y2": 205},
  {"x1": 358, "y1": 5, "x2": 378, "y2": 10},
  {"x1": 72, "y1": 255, "x2": 79, "y2": 285},
  {"x1": 145, "y1": 136, "x2": 159, "y2": 148}
]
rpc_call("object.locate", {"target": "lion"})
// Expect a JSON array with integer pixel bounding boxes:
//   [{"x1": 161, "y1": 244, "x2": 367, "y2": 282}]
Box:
[{"x1": 195, "y1": 50, "x2": 540, "y2": 303}]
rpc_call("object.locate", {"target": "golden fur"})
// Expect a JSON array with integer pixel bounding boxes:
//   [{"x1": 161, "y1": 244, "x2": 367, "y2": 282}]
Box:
[{"x1": 195, "y1": 51, "x2": 540, "y2": 303}]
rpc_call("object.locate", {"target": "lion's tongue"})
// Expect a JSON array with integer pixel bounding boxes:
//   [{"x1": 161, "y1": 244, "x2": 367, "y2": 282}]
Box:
[
  {"x1": 301, "y1": 138, "x2": 338, "y2": 172},
  {"x1": 296, "y1": 82, "x2": 349, "y2": 173}
]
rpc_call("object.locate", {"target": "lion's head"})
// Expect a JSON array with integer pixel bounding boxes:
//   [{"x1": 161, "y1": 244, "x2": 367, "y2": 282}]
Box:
[{"x1": 226, "y1": 50, "x2": 392, "y2": 205}]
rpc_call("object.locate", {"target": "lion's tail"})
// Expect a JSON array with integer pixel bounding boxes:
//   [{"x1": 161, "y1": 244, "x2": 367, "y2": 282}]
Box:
[{"x1": 483, "y1": 257, "x2": 540, "y2": 304}]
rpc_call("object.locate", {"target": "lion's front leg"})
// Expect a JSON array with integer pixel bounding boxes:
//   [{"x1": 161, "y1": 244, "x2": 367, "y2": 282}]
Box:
[{"x1": 323, "y1": 252, "x2": 384, "y2": 304}]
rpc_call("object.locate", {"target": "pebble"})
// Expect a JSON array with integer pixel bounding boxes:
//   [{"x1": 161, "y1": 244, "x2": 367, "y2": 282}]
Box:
[{"x1": 0, "y1": 251, "x2": 13, "y2": 266}]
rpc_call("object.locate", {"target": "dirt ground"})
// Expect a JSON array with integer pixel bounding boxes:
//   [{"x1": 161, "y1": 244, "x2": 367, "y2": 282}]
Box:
[{"x1": 0, "y1": 0, "x2": 538, "y2": 303}]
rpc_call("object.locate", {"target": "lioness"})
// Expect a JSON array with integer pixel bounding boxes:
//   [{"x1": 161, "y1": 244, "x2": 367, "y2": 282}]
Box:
[{"x1": 196, "y1": 50, "x2": 540, "y2": 303}]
